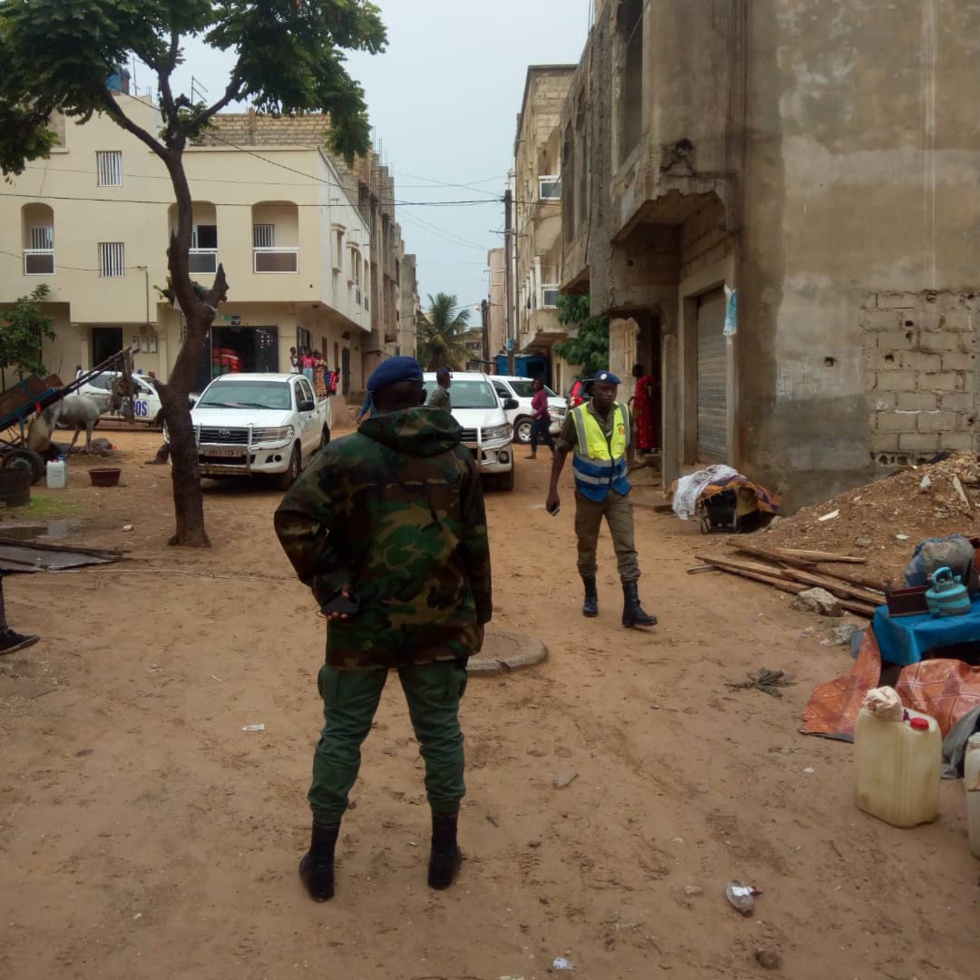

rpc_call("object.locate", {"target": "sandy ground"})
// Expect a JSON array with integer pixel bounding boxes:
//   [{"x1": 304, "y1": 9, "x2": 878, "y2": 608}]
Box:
[{"x1": 1, "y1": 428, "x2": 977, "y2": 980}]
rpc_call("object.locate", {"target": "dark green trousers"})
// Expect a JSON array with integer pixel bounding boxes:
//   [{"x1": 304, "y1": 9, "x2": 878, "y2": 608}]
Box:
[
  {"x1": 309, "y1": 660, "x2": 468, "y2": 825},
  {"x1": 574, "y1": 489, "x2": 640, "y2": 581}
]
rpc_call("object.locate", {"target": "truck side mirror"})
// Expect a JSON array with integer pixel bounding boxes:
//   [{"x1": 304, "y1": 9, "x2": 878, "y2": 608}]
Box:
[{"x1": 503, "y1": 398, "x2": 519, "y2": 410}]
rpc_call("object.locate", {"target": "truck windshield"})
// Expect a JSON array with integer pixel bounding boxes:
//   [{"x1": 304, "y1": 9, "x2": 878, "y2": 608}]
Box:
[
  {"x1": 424, "y1": 380, "x2": 498, "y2": 409},
  {"x1": 197, "y1": 380, "x2": 291, "y2": 410},
  {"x1": 508, "y1": 380, "x2": 557, "y2": 398}
]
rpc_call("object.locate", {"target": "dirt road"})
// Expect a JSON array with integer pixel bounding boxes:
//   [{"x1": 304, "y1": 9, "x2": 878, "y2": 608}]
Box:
[{"x1": 1, "y1": 429, "x2": 976, "y2": 979}]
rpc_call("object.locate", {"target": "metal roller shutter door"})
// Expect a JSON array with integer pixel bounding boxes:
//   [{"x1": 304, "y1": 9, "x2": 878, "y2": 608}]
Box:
[{"x1": 697, "y1": 289, "x2": 728, "y2": 462}]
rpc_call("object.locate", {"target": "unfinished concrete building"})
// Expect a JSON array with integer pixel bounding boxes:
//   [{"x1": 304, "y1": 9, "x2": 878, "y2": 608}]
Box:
[{"x1": 562, "y1": 0, "x2": 980, "y2": 508}]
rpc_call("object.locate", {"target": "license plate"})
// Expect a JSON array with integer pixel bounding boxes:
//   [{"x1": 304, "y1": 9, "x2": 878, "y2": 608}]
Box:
[{"x1": 205, "y1": 449, "x2": 241, "y2": 459}]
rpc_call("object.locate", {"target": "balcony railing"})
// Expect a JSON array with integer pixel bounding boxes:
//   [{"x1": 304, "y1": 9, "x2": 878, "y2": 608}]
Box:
[
  {"x1": 253, "y1": 247, "x2": 299, "y2": 273},
  {"x1": 24, "y1": 249, "x2": 55, "y2": 275},
  {"x1": 189, "y1": 248, "x2": 218, "y2": 275}
]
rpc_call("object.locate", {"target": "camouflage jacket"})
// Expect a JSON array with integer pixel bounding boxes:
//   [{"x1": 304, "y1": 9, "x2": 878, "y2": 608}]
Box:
[{"x1": 274, "y1": 407, "x2": 493, "y2": 670}]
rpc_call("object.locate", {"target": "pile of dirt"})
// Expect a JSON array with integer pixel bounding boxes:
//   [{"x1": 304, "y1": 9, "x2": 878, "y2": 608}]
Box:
[{"x1": 763, "y1": 452, "x2": 980, "y2": 587}]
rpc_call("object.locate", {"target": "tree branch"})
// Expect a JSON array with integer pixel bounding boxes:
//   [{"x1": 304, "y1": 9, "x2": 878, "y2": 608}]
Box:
[
  {"x1": 164, "y1": 29, "x2": 180, "y2": 74},
  {"x1": 96, "y1": 90, "x2": 169, "y2": 166},
  {"x1": 194, "y1": 75, "x2": 245, "y2": 131}
]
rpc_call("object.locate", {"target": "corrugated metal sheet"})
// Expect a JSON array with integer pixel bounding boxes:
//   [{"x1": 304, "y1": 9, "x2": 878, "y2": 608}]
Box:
[{"x1": 697, "y1": 289, "x2": 728, "y2": 462}]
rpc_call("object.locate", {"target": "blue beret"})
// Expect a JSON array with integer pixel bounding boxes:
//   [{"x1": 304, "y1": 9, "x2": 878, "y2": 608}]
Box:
[
  {"x1": 594, "y1": 370, "x2": 621, "y2": 385},
  {"x1": 436, "y1": 366, "x2": 452, "y2": 377},
  {"x1": 367, "y1": 356, "x2": 423, "y2": 392}
]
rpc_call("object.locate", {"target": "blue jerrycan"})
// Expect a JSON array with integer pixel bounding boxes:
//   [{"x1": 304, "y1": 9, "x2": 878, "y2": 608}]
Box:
[{"x1": 925, "y1": 566, "x2": 971, "y2": 617}]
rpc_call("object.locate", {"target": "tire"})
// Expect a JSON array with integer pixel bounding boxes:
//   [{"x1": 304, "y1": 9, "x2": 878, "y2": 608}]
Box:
[
  {"x1": 2, "y1": 448, "x2": 45, "y2": 485},
  {"x1": 514, "y1": 416, "x2": 533, "y2": 445},
  {"x1": 320, "y1": 423, "x2": 331, "y2": 450},
  {"x1": 496, "y1": 464, "x2": 515, "y2": 492},
  {"x1": 277, "y1": 445, "x2": 301, "y2": 491}
]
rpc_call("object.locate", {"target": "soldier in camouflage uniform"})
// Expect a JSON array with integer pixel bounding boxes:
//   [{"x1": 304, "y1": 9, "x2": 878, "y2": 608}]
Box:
[{"x1": 275, "y1": 356, "x2": 492, "y2": 902}]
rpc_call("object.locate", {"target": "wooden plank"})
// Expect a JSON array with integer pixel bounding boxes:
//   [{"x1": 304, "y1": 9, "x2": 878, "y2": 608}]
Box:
[
  {"x1": 734, "y1": 544, "x2": 818, "y2": 571},
  {"x1": 776, "y1": 548, "x2": 867, "y2": 565},
  {"x1": 838, "y1": 599, "x2": 878, "y2": 619},
  {"x1": 778, "y1": 567, "x2": 883, "y2": 606},
  {"x1": 695, "y1": 554, "x2": 800, "y2": 592},
  {"x1": 813, "y1": 565, "x2": 887, "y2": 595},
  {"x1": 695, "y1": 553, "x2": 793, "y2": 579},
  {"x1": 0, "y1": 536, "x2": 127, "y2": 558}
]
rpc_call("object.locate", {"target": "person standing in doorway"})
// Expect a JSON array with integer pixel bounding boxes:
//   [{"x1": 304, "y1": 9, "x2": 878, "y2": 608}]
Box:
[
  {"x1": 313, "y1": 351, "x2": 329, "y2": 401},
  {"x1": 526, "y1": 377, "x2": 556, "y2": 460},
  {"x1": 289, "y1": 347, "x2": 300, "y2": 373},
  {"x1": 545, "y1": 370, "x2": 657, "y2": 628},
  {"x1": 0, "y1": 571, "x2": 39, "y2": 656},
  {"x1": 275, "y1": 356, "x2": 492, "y2": 902},
  {"x1": 427, "y1": 367, "x2": 452, "y2": 410}
]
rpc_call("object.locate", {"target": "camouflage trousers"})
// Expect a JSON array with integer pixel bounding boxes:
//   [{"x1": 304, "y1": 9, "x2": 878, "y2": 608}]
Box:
[
  {"x1": 309, "y1": 660, "x2": 468, "y2": 825},
  {"x1": 574, "y1": 489, "x2": 641, "y2": 582}
]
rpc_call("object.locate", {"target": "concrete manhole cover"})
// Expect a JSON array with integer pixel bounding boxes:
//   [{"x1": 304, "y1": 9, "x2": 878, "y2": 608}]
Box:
[{"x1": 469, "y1": 628, "x2": 548, "y2": 675}]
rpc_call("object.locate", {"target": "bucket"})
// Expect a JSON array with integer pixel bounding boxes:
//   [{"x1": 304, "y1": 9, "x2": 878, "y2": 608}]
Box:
[
  {"x1": 0, "y1": 467, "x2": 31, "y2": 508},
  {"x1": 855, "y1": 707, "x2": 941, "y2": 827},
  {"x1": 46, "y1": 458, "x2": 67, "y2": 489},
  {"x1": 966, "y1": 733, "x2": 980, "y2": 859},
  {"x1": 89, "y1": 467, "x2": 121, "y2": 488}
]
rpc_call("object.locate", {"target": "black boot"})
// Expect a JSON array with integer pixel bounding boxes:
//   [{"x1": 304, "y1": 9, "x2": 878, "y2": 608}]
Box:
[
  {"x1": 582, "y1": 576, "x2": 599, "y2": 618},
  {"x1": 299, "y1": 821, "x2": 339, "y2": 901},
  {"x1": 622, "y1": 581, "x2": 657, "y2": 628},
  {"x1": 428, "y1": 811, "x2": 461, "y2": 890},
  {"x1": 0, "y1": 628, "x2": 39, "y2": 656}
]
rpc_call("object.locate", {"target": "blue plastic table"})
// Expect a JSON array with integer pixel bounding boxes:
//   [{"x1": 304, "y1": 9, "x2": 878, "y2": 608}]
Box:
[{"x1": 872, "y1": 595, "x2": 980, "y2": 666}]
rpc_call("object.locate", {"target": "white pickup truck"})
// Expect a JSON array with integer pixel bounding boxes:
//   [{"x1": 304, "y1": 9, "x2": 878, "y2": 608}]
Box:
[{"x1": 188, "y1": 373, "x2": 331, "y2": 488}]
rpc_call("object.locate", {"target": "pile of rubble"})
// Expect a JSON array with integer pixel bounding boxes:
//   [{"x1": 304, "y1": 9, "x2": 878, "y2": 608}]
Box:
[{"x1": 764, "y1": 452, "x2": 980, "y2": 586}]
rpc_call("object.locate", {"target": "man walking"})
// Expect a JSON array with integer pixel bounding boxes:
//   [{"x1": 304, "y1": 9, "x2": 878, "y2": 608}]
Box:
[
  {"x1": 275, "y1": 356, "x2": 492, "y2": 902},
  {"x1": 526, "y1": 377, "x2": 556, "y2": 460},
  {"x1": 427, "y1": 366, "x2": 452, "y2": 410},
  {"x1": 546, "y1": 370, "x2": 656, "y2": 628}
]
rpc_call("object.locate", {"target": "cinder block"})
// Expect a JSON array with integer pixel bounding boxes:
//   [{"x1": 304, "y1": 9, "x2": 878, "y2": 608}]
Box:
[
  {"x1": 870, "y1": 433, "x2": 901, "y2": 452},
  {"x1": 941, "y1": 393, "x2": 976, "y2": 413},
  {"x1": 866, "y1": 350, "x2": 904, "y2": 370},
  {"x1": 943, "y1": 309, "x2": 975, "y2": 332},
  {"x1": 876, "y1": 330, "x2": 916, "y2": 350},
  {"x1": 919, "y1": 331, "x2": 960, "y2": 352},
  {"x1": 919, "y1": 371, "x2": 961, "y2": 392},
  {"x1": 874, "y1": 370, "x2": 915, "y2": 391},
  {"x1": 940, "y1": 431, "x2": 977, "y2": 451},
  {"x1": 871, "y1": 393, "x2": 897, "y2": 410},
  {"x1": 899, "y1": 432, "x2": 941, "y2": 451},
  {"x1": 916, "y1": 411, "x2": 957, "y2": 432},
  {"x1": 876, "y1": 410, "x2": 919, "y2": 432},
  {"x1": 942, "y1": 351, "x2": 975, "y2": 371},
  {"x1": 903, "y1": 352, "x2": 943, "y2": 372},
  {"x1": 876, "y1": 292, "x2": 921, "y2": 310},
  {"x1": 896, "y1": 391, "x2": 938, "y2": 411},
  {"x1": 861, "y1": 309, "x2": 902, "y2": 333}
]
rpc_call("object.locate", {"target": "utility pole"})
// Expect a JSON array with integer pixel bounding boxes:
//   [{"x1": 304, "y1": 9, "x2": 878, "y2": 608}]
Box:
[
  {"x1": 480, "y1": 299, "x2": 490, "y2": 370},
  {"x1": 504, "y1": 186, "x2": 516, "y2": 375}
]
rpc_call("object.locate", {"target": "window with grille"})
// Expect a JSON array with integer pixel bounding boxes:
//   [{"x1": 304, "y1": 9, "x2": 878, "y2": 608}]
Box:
[
  {"x1": 96, "y1": 151, "x2": 122, "y2": 186},
  {"x1": 99, "y1": 242, "x2": 126, "y2": 277},
  {"x1": 29, "y1": 225, "x2": 53, "y2": 249},
  {"x1": 253, "y1": 224, "x2": 275, "y2": 248}
]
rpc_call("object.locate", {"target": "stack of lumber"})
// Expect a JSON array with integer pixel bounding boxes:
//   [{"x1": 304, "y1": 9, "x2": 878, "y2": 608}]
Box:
[{"x1": 692, "y1": 545, "x2": 885, "y2": 618}]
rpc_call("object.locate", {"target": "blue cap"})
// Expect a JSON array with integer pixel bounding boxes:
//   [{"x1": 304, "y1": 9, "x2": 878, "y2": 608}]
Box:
[
  {"x1": 436, "y1": 366, "x2": 452, "y2": 377},
  {"x1": 594, "y1": 370, "x2": 621, "y2": 385},
  {"x1": 366, "y1": 356, "x2": 423, "y2": 392}
]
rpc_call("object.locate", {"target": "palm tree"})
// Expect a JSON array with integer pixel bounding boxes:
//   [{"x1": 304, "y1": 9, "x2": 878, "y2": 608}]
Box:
[{"x1": 417, "y1": 293, "x2": 472, "y2": 370}]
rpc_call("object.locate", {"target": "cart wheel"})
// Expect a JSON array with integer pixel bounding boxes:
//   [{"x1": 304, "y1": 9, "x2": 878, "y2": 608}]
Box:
[{"x1": 2, "y1": 448, "x2": 45, "y2": 485}]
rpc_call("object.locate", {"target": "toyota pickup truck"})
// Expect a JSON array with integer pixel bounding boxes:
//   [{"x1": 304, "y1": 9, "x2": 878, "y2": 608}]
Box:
[{"x1": 187, "y1": 372, "x2": 331, "y2": 488}]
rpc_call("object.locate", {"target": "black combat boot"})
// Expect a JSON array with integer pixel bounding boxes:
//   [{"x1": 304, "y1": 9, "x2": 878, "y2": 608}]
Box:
[
  {"x1": 622, "y1": 581, "x2": 657, "y2": 628},
  {"x1": 428, "y1": 811, "x2": 461, "y2": 890},
  {"x1": 299, "y1": 821, "x2": 340, "y2": 901},
  {"x1": 0, "y1": 628, "x2": 39, "y2": 656},
  {"x1": 582, "y1": 576, "x2": 599, "y2": 618}
]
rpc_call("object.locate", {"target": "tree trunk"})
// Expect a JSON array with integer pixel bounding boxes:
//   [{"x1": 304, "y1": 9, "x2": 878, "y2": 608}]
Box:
[{"x1": 156, "y1": 150, "x2": 228, "y2": 548}]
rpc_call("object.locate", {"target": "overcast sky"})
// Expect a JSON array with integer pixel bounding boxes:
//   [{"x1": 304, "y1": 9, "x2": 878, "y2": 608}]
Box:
[{"x1": 157, "y1": 1, "x2": 589, "y2": 316}]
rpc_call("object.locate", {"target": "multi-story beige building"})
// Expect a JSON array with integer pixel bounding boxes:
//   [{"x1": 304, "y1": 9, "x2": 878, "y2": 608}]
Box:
[
  {"x1": 0, "y1": 94, "x2": 417, "y2": 397},
  {"x1": 486, "y1": 247, "x2": 507, "y2": 369},
  {"x1": 560, "y1": 0, "x2": 980, "y2": 507},
  {"x1": 513, "y1": 66, "x2": 577, "y2": 391}
]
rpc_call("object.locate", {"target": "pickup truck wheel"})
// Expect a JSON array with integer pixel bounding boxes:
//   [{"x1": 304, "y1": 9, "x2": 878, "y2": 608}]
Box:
[
  {"x1": 320, "y1": 423, "x2": 331, "y2": 450},
  {"x1": 514, "y1": 416, "x2": 533, "y2": 445},
  {"x1": 496, "y1": 465, "x2": 515, "y2": 492},
  {"x1": 277, "y1": 445, "x2": 301, "y2": 491}
]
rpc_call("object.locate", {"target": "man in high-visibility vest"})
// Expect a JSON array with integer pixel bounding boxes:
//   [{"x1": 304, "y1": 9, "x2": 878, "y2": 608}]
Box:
[{"x1": 546, "y1": 371, "x2": 657, "y2": 628}]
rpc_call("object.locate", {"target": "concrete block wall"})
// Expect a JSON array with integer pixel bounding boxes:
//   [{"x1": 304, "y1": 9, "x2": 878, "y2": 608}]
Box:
[{"x1": 864, "y1": 290, "x2": 978, "y2": 463}]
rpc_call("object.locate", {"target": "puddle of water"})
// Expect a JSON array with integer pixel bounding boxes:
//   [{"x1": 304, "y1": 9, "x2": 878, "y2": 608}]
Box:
[{"x1": 0, "y1": 519, "x2": 78, "y2": 541}]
